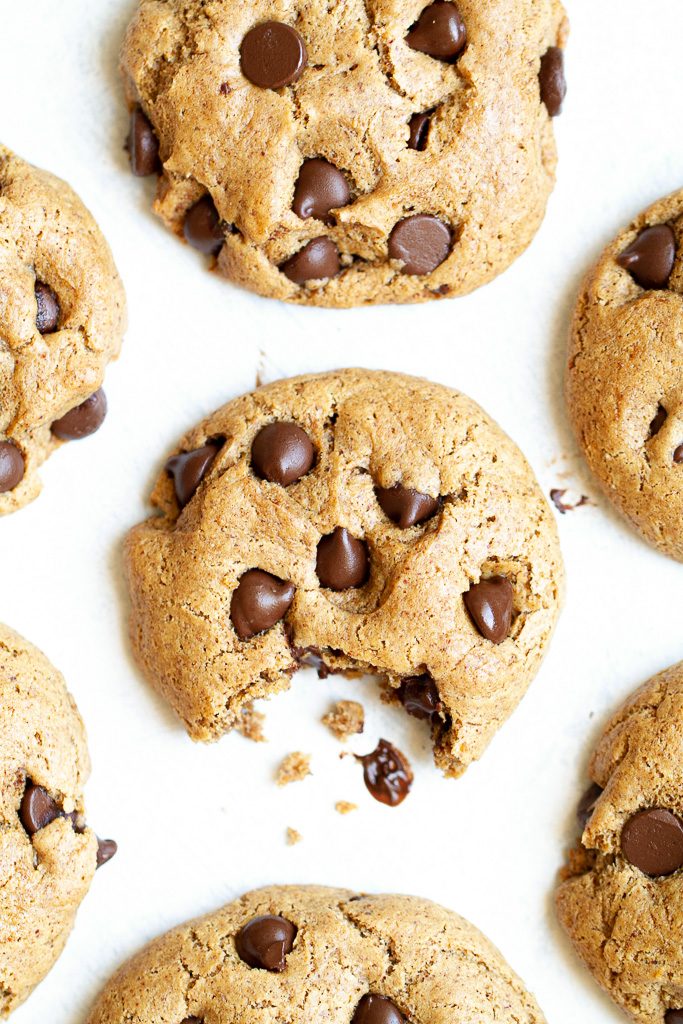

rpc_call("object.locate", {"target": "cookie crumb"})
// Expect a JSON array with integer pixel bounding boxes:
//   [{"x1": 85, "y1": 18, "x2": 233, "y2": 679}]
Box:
[
  {"x1": 286, "y1": 827, "x2": 303, "y2": 845},
  {"x1": 322, "y1": 700, "x2": 365, "y2": 741},
  {"x1": 277, "y1": 752, "x2": 312, "y2": 786},
  {"x1": 235, "y1": 702, "x2": 266, "y2": 743},
  {"x1": 335, "y1": 801, "x2": 358, "y2": 815}
]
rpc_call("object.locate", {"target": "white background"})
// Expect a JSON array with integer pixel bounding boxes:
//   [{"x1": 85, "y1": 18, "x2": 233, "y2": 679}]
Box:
[{"x1": 1, "y1": 2, "x2": 682, "y2": 1021}]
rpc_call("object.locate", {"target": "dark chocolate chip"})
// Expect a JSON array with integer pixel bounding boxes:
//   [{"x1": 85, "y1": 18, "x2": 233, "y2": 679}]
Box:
[
  {"x1": 292, "y1": 159, "x2": 351, "y2": 223},
  {"x1": 51, "y1": 389, "x2": 107, "y2": 441},
  {"x1": 406, "y1": 1, "x2": 466, "y2": 61},
  {"x1": 235, "y1": 914, "x2": 297, "y2": 971},
  {"x1": 280, "y1": 237, "x2": 340, "y2": 284},
  {"x1": 665, "y1": 1012, "x2": 683, "y2": 1024},
  {"x1": 35, "y1": 282, "x2": 60, "y2": 334},
  {"x1": 408, "y1": 112, "x2": 431, "y2": 151},
  {"x1": 251, "y1": 422, "x2": 315, "y2": 485},
  {"x1": 357, "y1": 739, "x2": 413, "y2": 807},
  {"x1": 166, "y1": 442, "x2": 221, "y2": 509},
  {"x1": 539, "y1": 47, "x2": 566, "y2": 116},
  {"x1": 399, "y1": 675, "x2": 441, "y2": 721},
  {"x1": 388, "y1": 215, "x2": 452, "y2": 275},
  {"x1": 617, "y1": 225, "x2": 676, "y2": 290},
  {"x1": 20, "y1": 784, "x2": 61, "y2": 836},
  {"x1": 184, "y1": 196, "x2": 224, "y2": 256},
  {"x1": 96, "y1": 838, "x2": 118, "y2": 868},
  {"x1": 0, "y1": 442, "x2": 25, "y2": 493},
  {"x1": 674, "y1": 445, "x2": 683, "y2": 464},
  {"x1": 463, "y1": 576, "x2": 514, "y2": 644},
  {"x1": 352, "y1": 994, "x2": 405, "y2": 1024},
  {"x1": 240, "y1": 22, "x2": 307, "y2": 89},
  {"x1": 649, "y1": 404, "x2": 668, "y2": 439},
  {"x1": 622, "y1": 808, "x2": 683, "y2": 877},
  {"x1": 231, "y1": 569, "x2": 295, "y2": 640},
  {"x1": 316, "y1": 527, "x2": 369, "y2": 590},
  {"x1": 577, "y1": 782, "x2": 603, "y2": 831},
  {"x1": 128, "y1": 107, "x2": 160, "y2": 176},
  {"x1": 376, "y1": 483, "x2": 439, "y2": 529}
]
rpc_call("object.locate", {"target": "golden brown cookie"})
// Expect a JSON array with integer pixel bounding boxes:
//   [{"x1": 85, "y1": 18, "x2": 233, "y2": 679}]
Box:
[
  {"x1": 0, "y1": 145, "x2": 126, "y2": 513},
  {"x1": 0, "y1": 624, "x2": 117, "y2": 1015},
  {"x1": 556, "y1": 661, "x2": 683, "y2": 1024},
  {"x1": 567, "y1": 188, "x2": 683, "y2": 561},
  {"x1": 86, "y1": 885, "x2": 547, "y2": 1024},
  {"x1": 120, "y1": 0, "x2": 567, "y2": 307},
  {"x1": 125, "y1": 369, "x2": 563, "y2": 778}
]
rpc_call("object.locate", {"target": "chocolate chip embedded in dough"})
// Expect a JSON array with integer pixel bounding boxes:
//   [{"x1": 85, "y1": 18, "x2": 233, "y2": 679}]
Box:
[{"x1": 235, "y1": 914, "x2": 297, "y2": 971}]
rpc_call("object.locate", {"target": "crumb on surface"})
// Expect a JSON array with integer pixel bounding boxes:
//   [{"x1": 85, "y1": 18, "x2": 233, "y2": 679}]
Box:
[
  {"x1": 235, "y1": 702, "x2": 266, "y2": 743},
  {"x1": 277, "y1": 751, "x2": 312, "y2": 786},
  {"x1": 286, "y1": 827, "x2": 303, "y2": 845},
  {"x1": 322, "y1": 700, "x2": 365, "y2": 741},
  {"x1": 335, "y1": 801, "x2": 358, "y2": 815}
]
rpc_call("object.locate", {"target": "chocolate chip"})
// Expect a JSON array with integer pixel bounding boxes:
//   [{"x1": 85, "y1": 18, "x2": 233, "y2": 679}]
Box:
[
  {"x1": 674, "y1": 445, "x2": 683, "y2": 464},
  {"x1": 20, "y1": 783, "x2": 61, "y2": 836},
  {"x1": 231, "y1": 569, "x2": 295, "y2": 640},
  {"x1": 316, "y1": 527, "x2": 369, "y2": 590},
  {"x1": 280, "y1": 237, "x2": 340, "y2": 284},
  {"x1": 35, "y1": 281, "x2": 60, "y2": 334},
  {"x1": 251, "y1": 422, "x2": 315, "y2": 485},
  {"x1": 166, "y1": 442, "x2": 221, "y2": 509},
  {"x1": 539, "y1": 47, "x2": 566, "y2": 116},
  {"x1": 376, "y1": 483, "x2": 439, "y2": 529},
  {"x1": 357, "y1": 739, "x2": 413, "y2": 807},
  {"x1": 665, "y1": 1012, "x2": 683, "y2": 1024},
  {"x1": 352, "y1": 995, "x2": 405, "y2": 1024},
  {"x1": 292, "y1": 159, "x2": 351, "y2": 224},
  {"x1": 463, "y1": 576, "x2": 514, "y2": 644},
  {"x1": 235, "y1": 914, "x2": 297, "y2": 971},
  {"x1": 0, "y1": 441, "x2": 25, "y2": 493},
  {"x1": 617, "y1": 224, "x2": 676, "y2": 290},
  {"x1": 96, "y1": 838, "x2": 118, "y2": 868},
  {"x1": 622, "y1": 808, "x2": 683, "y2": 877},
  {"x1": 649, "y1": 404, "x2": 668, "y2": 439},
  {"x1": 388, "y1": 215, "x2": 452, "y2": 275},
  {"x1": 128, "y1": 107, "x2": 160, "y2": 176},
  {"x1": 408, "y1": 112, "x2": 431, "y2": 151},
  {"x1": 240, "y1": 22, "x2": 307, "y2": 89},
  {"x1": 51, "y1": 389, "x2": 107, "y2": 441},
  {"x1": 576, "y1": 782, "x2": 603, "y2": 831},
  {"x1": 406, "y1": 1, "x2": 466, "y2": 61},
  {"x1": 399, "y1": 675, "x2": 441, "y2": 721},
  {"x1": 184, "y1": 196, "x2": 224, "y2": 256}
]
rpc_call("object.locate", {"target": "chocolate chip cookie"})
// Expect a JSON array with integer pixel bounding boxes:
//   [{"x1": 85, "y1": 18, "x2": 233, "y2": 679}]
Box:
[
  {"x1": 0, "y1": 624, "x2": 116, "y2": 1015},
  {"x1": 120, "y1": 0, "x2": 567, "y2": 307},
  {"x1": 556, "y1": 661, "x2": 683, "y2": 1024},
  {"x1": 125, "y1": 369, "x2": 563, "y2": 777},
  {"x1": 86, "y1": 885, "x2": 547, "y2": 1024},
  {"x1": 567, "y1": 188, "x2": 683, "y2": 560},
  {"x1": 0, "y1": 146, "x2": 126, "y2": 513}
]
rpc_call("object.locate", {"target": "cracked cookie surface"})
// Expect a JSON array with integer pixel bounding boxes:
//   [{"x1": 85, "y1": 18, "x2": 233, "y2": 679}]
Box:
[
  {"x1": 86, "y1": 884, "x2": 547, "y2": 1024},
  {"x1": 567, "y1": 188, "x2": 683, "y2": 561},
  {"x1": 0, "y1": 146, "x2": 126, "y2": 513},
  {"x1": 556, "y1": 662, "x2": 683, "y2": 1024},
  {"x1": 125, "y1": 369, "x2": 563, "y2": 777},
  {"x1": 120, "y1": 0, "x2": 567, "y2": 307}
]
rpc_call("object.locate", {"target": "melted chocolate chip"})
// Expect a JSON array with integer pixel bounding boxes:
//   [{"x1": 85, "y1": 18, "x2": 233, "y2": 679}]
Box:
[
  {"x1": 352, "y1": 994, "x2": 405, "y2": 1024},
  {"x1": 674, "y1": 445, "x2": 683, "y2": 464},
  {"x1": 96, "y1": 838, "x2": 118, "y2": 868},
  {"x1": 20, "y1": 783, "x2": 61, "y2": 835},
  {"x1": 235, "y1": 914, "x2": 297, "y2": 971},
  {"x1": 576, "y1": 782, "x2": 603, "y2": 831},
  {"x1": 358, "y1": 739, "x2": 413, "y2": 806},
  {"x1": 539, "y1": 47, "x2": 566, "y2": 116},
  {"x1": 399, "y1": 675, "x2": 441, "y2": 721},
  {"x1": 128, "y1": 107, "x2": 160, "y2": 176},
  {"x1": 0, "y1": 442, "x2": 25, "y2": 493},
  {"x1": 388, "y1": 215, "x2": 452, "y2": 275},
  {"x1": 463, "y1": 576, "x2": 513, "y2": 644},
  {"x1": 251, "y1": 422, "x2": 315, "y2": 485},
  {"x1": 406, "y1": 1, "x2": 467, "y2": 61},
  {"x1": 184, "y1": 197, "x2": 224, "y2": 256},
  {"x1": 292, "y1": 159, "x2": 351, "y2": 223},
  {"x1": 231, "y1": 569, "x2": 295, "y2": 640},
  {"x1": 649, "y1": 404, "x2": 668, "y2": 439},
  {"x1": 240, "y1": 22, "x2": 307, "y2": 89},
  {"x1": 617, "y1": 224, "x2": 676, "y2": 290},
  {"x1": 51, "y1": 389, "x2": 107, "y2": 441},
  {"x1": 316, "y1": 527, "x2": 369, "y2": 590},
  {"x1": 35, "y1": 281, "x2": 60, "y2": 334},
  {"x1": 166, "y1": 442, "x2": 221, "y2": 509},
  {"x1": 280, "y1": 237, "x2": 340, "y2": 284},
  {"x1": 408, "y1": 112, "x2": 431, "y2": 151},
  {"x1": 376, "y1": 483, "x2": 439, "y2": 528},
  {"x1": 622, "y1": 808, "x2": 683, "y2": 877}
]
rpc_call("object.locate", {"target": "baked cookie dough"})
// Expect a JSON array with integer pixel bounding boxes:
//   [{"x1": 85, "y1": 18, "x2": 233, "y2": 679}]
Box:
[
  {"x1": 567, "y1": 188, "x2": 683, "y2": 560},
  {"x1": 0, "y1": 624, "x2": 116, "y2": 1015},
  {"x1": 86, "y1": 884, "x2": 546, "y2": 1024},
  {"x1": 556, "y1": 661, "x2": 683, "y2": 1024},
  {"x1": 0, "y1": 145, "x2": 126, "y2": 513},
  {"x1": 125, "y1": 369, "x2": 563, "y2": 777},
  {"x1": 120, "y1": 0, "x2": 567, "y2": 307}
]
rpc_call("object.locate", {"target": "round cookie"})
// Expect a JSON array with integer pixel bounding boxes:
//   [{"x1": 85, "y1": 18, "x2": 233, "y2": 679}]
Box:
[
  {"x1": 0, "y1": 145, "x2": 126, "y2": 513},
  {"x1": 124, "y1": 369, "x2": 563, "y2": 778},
  {"x1": 86, "y1": 884, "x2": 546, "y2": 1024},
  {"x1": 120, "y1": 0, "x2": 567, "y2": 307},
  {"x1": 567, "y1": 188, "x2": 683, "y2": 560},
  {"x1": 0, "y1": 624, "x2": 117, "y2": 1014}
]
